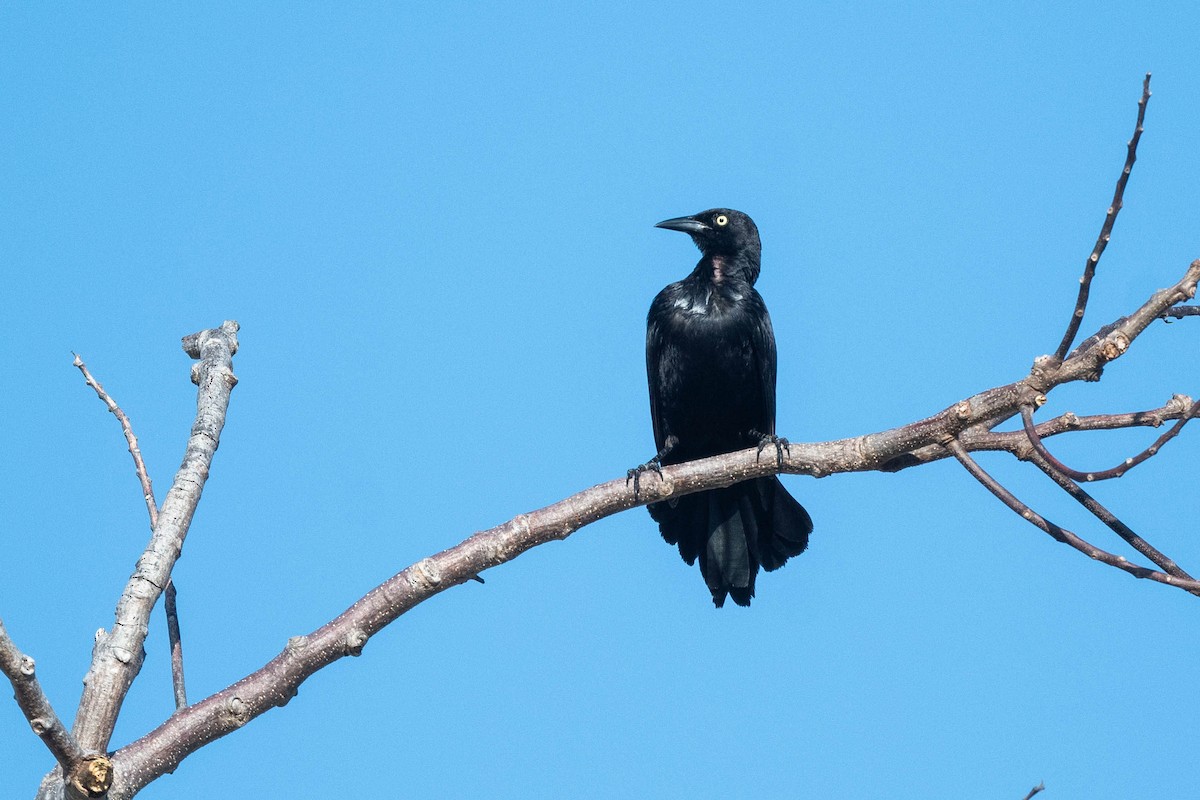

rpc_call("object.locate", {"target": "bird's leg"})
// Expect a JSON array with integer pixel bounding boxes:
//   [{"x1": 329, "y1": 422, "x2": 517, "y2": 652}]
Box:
[
  {"x1": 626, "y1": 436, "x2": 678, "y2": 501},
  {"x1": 750, "y1": 429, "x2": 790, "y2": 469}
]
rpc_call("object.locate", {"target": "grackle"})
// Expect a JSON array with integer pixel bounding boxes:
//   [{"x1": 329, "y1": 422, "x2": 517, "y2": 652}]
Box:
[{"x1": 630, "y1": 208, "x2": 812, "y2": 607}]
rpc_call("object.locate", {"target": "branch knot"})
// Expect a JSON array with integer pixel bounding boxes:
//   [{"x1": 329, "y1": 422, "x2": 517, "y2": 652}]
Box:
[
  {"x1": 344, "y1": 629, "x2": 369, "y2": 657},
  {"x1": 220, "y1": 697, "x2": 250, "y2": 727},
  {"x1": 68, "y1": 754, "x2": 114, "y2": 798},
  {"x1": 411, "y1": 558, "x2": 443, "y2": 589},
  {"x1": 1101, "y1": 332, "x2": 1130, "y2": 361}
]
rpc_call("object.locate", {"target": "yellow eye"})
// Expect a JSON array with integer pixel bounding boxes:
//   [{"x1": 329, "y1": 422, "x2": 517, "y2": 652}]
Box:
[{"x1": 714, "y1": 214, "x2": 729, "y2": 227}]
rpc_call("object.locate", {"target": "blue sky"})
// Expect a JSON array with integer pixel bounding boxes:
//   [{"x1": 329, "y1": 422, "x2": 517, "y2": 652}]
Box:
[{"x1": 3, "y1": 3, "x2": 1199, "y2": 797}]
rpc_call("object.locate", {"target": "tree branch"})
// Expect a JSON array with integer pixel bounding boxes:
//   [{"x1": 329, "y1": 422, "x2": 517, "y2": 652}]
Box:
[
  {"x1": 72, "y1": 355, "x2": 158, "y2": 524},
  {"x1": 870, "y1": 394, "x2": 1192, "y2": 469},
  {"x1": 31, "y1": 88, "x2": 1200, "y2": 795},
  {"x1": 1054, "y1": 73, "x2": 1151, "y2": 360},
  {"x1": 872, "y1": 258, "x2": 1198, "y2": 474},
  {"x1": 1019, "y1": 400, "x2": 1199, "y2": 482},
  {"x1": 1161, "y1": 305, "x2": 1200, "y2": 320},
  {"x1": 5, "y1": 61, "x2": 1190, "y2": 798},
  {"x1": 27, "y1": 234, "x2": 1197, "y2": 799},
  {"x1": 963, "y1": 396, "x2": 1195, "y2": 456},
  {"x1": 0, "y1": 620, "x2": 83, "y2": 774},
  {"x1": 1025, "y1": 449, "x2": 1196, "y2": 588},
  {"x1": 98, "y1": 258, "x2": 1200, "y2": 796},
  {"x1": 69, "y1": 322, "x2": 239, "y2": 754},
  {"x1": 72, "y1": 355, "x2": 190, "y2": 711},
  {"x1": 946, "y1": 439, "x2": 1200, "y2": 593},
  {"x1": 164, "y1": 582, "x2": 187, "y2": 709}
]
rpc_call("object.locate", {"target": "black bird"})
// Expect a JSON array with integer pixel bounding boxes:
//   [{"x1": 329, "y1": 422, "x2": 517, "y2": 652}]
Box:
[{"x1": 631, "y1": 208, "x2": 812, "y2": 607}]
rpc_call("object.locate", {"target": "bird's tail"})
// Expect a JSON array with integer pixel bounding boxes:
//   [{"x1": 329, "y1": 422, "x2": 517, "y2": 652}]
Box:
[{"x1": 649, "y1": 477, "x2": 812, "y2": 607}]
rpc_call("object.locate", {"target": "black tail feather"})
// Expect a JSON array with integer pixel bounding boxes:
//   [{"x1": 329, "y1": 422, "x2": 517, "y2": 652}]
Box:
[{"x1": 649, "y1": 477, "x2": 812, "y2": 607}]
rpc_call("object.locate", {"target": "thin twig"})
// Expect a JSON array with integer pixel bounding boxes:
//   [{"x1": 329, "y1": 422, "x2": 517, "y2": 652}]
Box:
[
  {"x1": 978, "y1": 398, "x2": 1192, "y2": 445},
  {"x1": 165, "y1": 581, "x2": 186, "y2": 709},
  {"x1": 1054, "y1": 73, "x2": 1152, "y2": 361},
  {"x1": 1022, "y1": 783, "x2": 1046, "y2": 800},
  {"x1": 72, "y1": 354, "x2": 158, "y2": 525},
  {"x1": 1027, "y1": 450, "x2": 1196, "y2": 588},
  {"x1": 72, "y1": 355, "x2": 190, "y2": 711},
  {"x1": 946, "y1": 439, "x2": 1200, "y2": 593},
  {"x1": 1161, "y1": 305, "x2": 1200, "y2": 320},
  {"x1": 0, "y1": 620, "x2": 84, "y2": 773},
  {"x1": 879, "y1": 260, "x2": 1200, "y2": 474},
  {"x1": 165, "y1": 582, "x2": 187, "y2": 708},
  {"x1": 1020, "y1": 400, "x2": 1199, "y2": 481},
  {"x1": 893, "y1": 397, "x2": 1194, "y2": 469}
]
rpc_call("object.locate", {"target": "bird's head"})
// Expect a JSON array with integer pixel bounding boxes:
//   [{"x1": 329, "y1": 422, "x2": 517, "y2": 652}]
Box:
[{"x1": 654, "y1": 208, "x2": 760, "y2": 258}]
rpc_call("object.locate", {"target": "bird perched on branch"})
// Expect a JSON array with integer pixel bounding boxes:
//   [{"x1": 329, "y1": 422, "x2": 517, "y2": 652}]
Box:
[{"x1": 630, "y1": 208, "x2": 812, "y2": 607}]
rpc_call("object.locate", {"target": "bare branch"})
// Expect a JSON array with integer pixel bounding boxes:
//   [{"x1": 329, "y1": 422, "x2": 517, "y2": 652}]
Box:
[
  {"x1": 41, "y1": 252, "x2": 1200, "y2": 798},
  {"x1": 21, "y1": 73, "x2": 1199, "y2": 798},
  {"x1": 874, "y1": 260, "x2": 1199, "y2": 474},
  {"x1": 110, "y1": 419, "x2": 1197, "y2": 791},
  {"x1": 1054, "y1": 73, "x2": 1152, "y2": 360},
  {"x1": 31, "y1": 241, "x2": 1196, "y2": 798},
  {"x1": 71, "y1": 355, "x2": 158, "y2": 526},
  {"x1": 0, "y1": 620, "x2": 83, "y2": 773},
  {"x1": 71, "y1": 355, "x2": 190, "y2": 712},
  {"x1": 93, "y1": 255, "x2": 1199, "y2": 793},
  {"x1": 165, "y1": 582, "x2": 187, "y2": 709},
  {"x1": 1161, "y1": 305, "x2": 1200, "y2": 320},
  {"x1": 1020, "y1": 399, "x2": 1200, "y2": 481},
  {"x1": 1026, "y1": 450, "x2": 1195, "y2": 586},
  {"x1": 1022, "y1": 783, "x2": 1046, "y2": 800},
  {"x1": 965, "y1": 397, "x2": 1194, "y2": 455},
  {"x1": 896, "y1": 396, "x2": 1195, "y2": 471},
  {"x1": 946, "y1": 439, "x2": 1200, "y2": 593},
  {"x1": 70, "y1": 321, "x2": 240, "y2": 753}
]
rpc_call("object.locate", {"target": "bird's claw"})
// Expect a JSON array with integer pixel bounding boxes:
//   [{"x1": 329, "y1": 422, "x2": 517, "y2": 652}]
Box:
[
  {"x1": 626, "y1": 458, "x2": 664, "y2": 501},
  {"x1": 754, "y1": 432, "x2": 791, "y2": 469}
]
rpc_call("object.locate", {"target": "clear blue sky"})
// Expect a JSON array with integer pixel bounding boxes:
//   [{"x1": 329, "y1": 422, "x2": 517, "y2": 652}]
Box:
[{"x1": 3, "y1": 4, "x2": 1198, "y2": 798}]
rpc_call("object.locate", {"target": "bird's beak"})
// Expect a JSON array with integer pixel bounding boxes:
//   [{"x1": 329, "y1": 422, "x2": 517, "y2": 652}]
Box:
[{"x1": 655, "y1": 216, "x2": 709, "y2": 235}]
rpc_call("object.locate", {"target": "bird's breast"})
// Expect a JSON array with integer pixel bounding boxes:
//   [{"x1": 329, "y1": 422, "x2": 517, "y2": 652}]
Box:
[{"x1": 668, "y1": 286, "x2": 746, "y2": 318}]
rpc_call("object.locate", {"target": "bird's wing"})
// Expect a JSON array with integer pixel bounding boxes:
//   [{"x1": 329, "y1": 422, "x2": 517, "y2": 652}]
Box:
[
  {"x1": 645, "y1": 294, "x2": 670, "y2": 450},
  {"x1": 747, "y1": 292, "x2": 779, "y2": 435}
]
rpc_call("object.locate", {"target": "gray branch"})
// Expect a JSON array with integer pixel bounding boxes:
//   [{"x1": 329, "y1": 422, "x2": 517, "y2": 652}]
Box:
[
  {"x1": 72, "y1": 354, "x2": 189, "y2": 711},
  {"x1": 947, "y1": 439, "x2": 1200, "y2": 592},
  {"x1": 1053, "y1": 73, "x2": 1152, "y2": 359},
  {"x1": 0, "y1": 621, "x2": 83, "y2": 773},
  {"x1": 67, "y1": 321, "x2": 240, "y2": 756},
  {"x1": 25, "y1": 251, "x2": 1199, "y2": 798},
  {"x1": 92, "y1": 259, "x2": 1198, "y2": 798}
]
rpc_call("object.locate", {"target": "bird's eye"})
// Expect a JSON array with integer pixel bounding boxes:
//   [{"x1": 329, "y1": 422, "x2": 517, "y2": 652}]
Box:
[{"x1": 714, "y1": 214, "x2": 729, "y2": 227}]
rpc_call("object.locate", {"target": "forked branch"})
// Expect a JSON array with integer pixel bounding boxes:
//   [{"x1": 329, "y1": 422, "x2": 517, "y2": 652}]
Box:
[
  {"x1": 70, "y1": 322, "x2": 239, "y2": 754},
  {"x1": 947, "y1": 440, "x2": 1200, "y2": 593},
  {"x1": 1026, "y1": 450, "x2": 1195, "y2": 586},
  {"x1": 1019, "y1": 399, "x2": 1200, "y2": 482},
  {"x1": 0, "y1": 621, "x2": 82, "y2": 774}
]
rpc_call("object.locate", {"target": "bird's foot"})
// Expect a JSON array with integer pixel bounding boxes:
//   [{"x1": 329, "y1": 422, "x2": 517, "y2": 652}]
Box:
[
  {"x1": 627, "y1": 436, "x2": 677, "y2": 501},
  {"x1": 752, "y1": 430, "x2": 791, "y2": 469},
  {"x1": 626, "y1": 457, "x2": 664, "y2": 501}
]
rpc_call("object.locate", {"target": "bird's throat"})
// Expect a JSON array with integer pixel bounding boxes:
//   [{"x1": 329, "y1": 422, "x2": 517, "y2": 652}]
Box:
[{"x1": 710, "y1": 255, "x2": 726, "y2": 284}]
